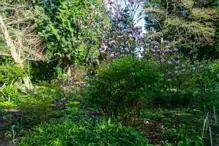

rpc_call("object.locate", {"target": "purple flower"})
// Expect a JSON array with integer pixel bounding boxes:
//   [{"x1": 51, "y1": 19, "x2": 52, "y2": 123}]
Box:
[
  {"x1": 175, "y1": 60, "x2": 180, "y2": 65},
  {"x1": 160, "y1": 59, "x2": 165, "y2": 63},
  {"x1": 109, "y1": 7, "x2": 113, "y2": 12},
  {"x1": 57, "y1": 78, "x2": 63, "y2": 81},
  {"x1": 154, "y1": 45, "x2": 159, "y2": 49},
  {"x1": 100, "y1": 50, "x2": 105, "y2": 56},
  {"x1": 129, "y1": 0, "x2": 135, "y2": 4},
  {"x1": 164, "y1": 49, "x2": 170, "y2": 53},
  {"x1": 93, "y1": 59, "x2": 100, "y2": 64},
  {"x1": 109, "y1": 0, "x2": 114, "y2": 5},
  {"x1": 151, "y1": 49, "x2": 156, "y2": 53},
  {"x1": 100, "y1": 21, "x2": 104, "y2": 26},
  {"x1": 108, "y1": 40, "x2": 116, "y2": 46},
  {"x1": 91, "y1": 23, "x2": 95, "y2": 27},
  {"x1": 118, "y1": 36, "x2": 123, "y2": 39},
  {"x1": 156, "y1": 50, "x2": 161, "y2": 54},
  {"x1": 79, "y1": 82, "x2": 86, "y2": 87},
  {"x1": 165, "y1": 45, "x2": 171, "y2": 49},
  {"x1": 168, "y1": 61, "x2": 173, "y2": 65},
  {"x1": 78, "y1": 20, "x2": 83, "y2": 25},
  {"x1": 68, "y1": 78, "x2": 73, "y2": 84},
  {"x1": 63, "y1": 86, "x2": 68, "y2": 91},
  {"x1": 116, "y1": 4, "x2": 121, "y2": 8}
]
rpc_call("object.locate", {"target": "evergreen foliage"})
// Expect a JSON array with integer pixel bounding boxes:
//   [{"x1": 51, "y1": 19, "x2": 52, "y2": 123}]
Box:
[
  {"x1": 34, "y1": 0, "x2": 107, "y2": 70},
  {"x1": 145, "y1": 0, "x2": 219, "y2": 59}
]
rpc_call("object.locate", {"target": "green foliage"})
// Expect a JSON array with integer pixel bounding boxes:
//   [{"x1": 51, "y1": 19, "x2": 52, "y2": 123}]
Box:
[
  {"x1": 34, "y1": 81, "x2": 65, "y2": 100},
  {"x1": 0, "y1": 63, "x2": 27, "y2": 85},
  {"x1": 140, "y1": 110, "x2": 164, "y2": 121},
  {"x1": 145, "y1": 0, "x2": 218, "y2": 59},
  {"x1": 163, "y1": 128, "x2": 203, "y2": 146},
  {"x1": 31, "y1": 61, "x2": 58, "y2": 81},
  {"x1": 34, "y1": 0, "x2": 106, "y2": 70},
  {"x1": 0, "y1": 86, "x2": 19, "y2": 102},
  {"x1": 16, "y1": 82, "x2": 64, "y2": 123},
  {"x1": 4, "y1": 122, "x2": 24, "y2": 142},
  {"x1": 85, "y1": 55, "x2": 163, "y2": 123},
  {"x1": 0, "y1": 101, "x2": 16, "y2": 109},
  {"x1": 18, "y1": 94, "x2": 54, "y2": 123},
  {"x1": 150, "y1": 57, "x2": 219, "y2": 107},
  {"x1": 20, "y1": 117, "x2": 149, "y2": 146},
  {"x1": 16, "y1": 81, "x2": 75, "y2": 123}
]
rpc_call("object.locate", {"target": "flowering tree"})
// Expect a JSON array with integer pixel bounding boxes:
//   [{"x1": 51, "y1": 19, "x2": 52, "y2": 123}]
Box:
[{"x1": 95, "y1": 0, "x2": 147, "y2": 60}]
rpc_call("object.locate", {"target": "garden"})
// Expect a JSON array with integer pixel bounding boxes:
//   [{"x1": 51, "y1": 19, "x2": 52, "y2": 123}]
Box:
[{"x1": 0, "y1": 0, "x2": 219, "y2": 145}]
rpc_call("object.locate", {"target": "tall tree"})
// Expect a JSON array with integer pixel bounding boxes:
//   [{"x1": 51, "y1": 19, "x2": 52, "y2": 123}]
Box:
[
  {"x1": 145, "y1": 0, "x2": 218, "y2": 59},
  {"x1": 34, "y1": 0, "x2": 107, "y2": 76}
]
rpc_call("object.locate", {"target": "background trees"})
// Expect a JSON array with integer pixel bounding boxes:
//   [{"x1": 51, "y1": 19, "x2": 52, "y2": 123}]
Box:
[{"x1": 145, "y1": 0, "x2": 219, "y2": 59}]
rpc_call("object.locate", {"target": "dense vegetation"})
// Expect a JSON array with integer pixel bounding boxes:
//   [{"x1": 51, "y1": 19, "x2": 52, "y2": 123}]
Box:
[{"x1": 0, "y1": 0, "x2": 218, "y2": 145}]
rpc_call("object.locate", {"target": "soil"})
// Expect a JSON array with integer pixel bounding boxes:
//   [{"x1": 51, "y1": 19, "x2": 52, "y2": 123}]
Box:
[{"x1": 136, "y1": 118, "x2": 164, "y2": 145}]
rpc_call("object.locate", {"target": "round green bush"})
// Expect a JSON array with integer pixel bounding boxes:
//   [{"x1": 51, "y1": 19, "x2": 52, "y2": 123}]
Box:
[{"x1": 85, "y1": 55, "x2": 163, "y2": 122}]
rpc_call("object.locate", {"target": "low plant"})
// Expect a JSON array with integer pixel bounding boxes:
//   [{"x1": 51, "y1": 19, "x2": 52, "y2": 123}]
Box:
[
  {"x1": 20, "y1": 117, "x2": 149, "y2": 146},
  {"x1": 140, "y1": 110, "x2": 164, "y2": 121},
  {"x1": 163, "y1": 128, "x2": 203, "y2": 146},
  {"x1": 17, "y1": 94, "x2": 54, "y2": 124}
]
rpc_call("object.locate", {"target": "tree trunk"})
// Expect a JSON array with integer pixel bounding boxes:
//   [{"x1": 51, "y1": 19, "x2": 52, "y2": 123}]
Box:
[
  {"x1": 0, "y1": 15, "x2": 34, "y2": 92},
  {"x1": 0, "y1": 16, "x2": 23, "y2": 66}
]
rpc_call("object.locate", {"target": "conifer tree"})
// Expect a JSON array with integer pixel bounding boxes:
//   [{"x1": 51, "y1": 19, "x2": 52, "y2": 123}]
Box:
[{"x1": 145, "y1": 0, "x2": 218, "y2": 59}]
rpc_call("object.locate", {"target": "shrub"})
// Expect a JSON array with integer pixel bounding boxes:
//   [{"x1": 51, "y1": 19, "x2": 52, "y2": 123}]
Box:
[
  {"x1": 0, "y1": 85, "x2": 19, "y2": 102},
  {"x1": 85, "y1": 55, "x2": 163, "y2": 123},
  {"x1": 17, "y1": 94, "x2": 54, "y2": 123},
  {"x1": 20, "y1": 117, "x2": 149, "y2": 146}
]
